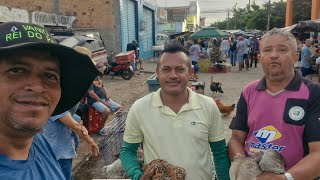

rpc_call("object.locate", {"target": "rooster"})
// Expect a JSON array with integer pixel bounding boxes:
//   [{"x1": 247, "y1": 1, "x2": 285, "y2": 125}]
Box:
[{"x1": 214, "y1": 99, "x2": 235, "y2": 117}]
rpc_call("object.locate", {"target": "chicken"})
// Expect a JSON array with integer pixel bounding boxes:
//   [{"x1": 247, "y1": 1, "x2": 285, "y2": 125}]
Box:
[
  {"x1": 230, "y1": 150, "x2": 286, "y2": 180},
  {"x1": 143, "y1": 159, "x2": 186, "y2": 180},
  {"x1": 210, "y1": 76, "x2": 224, "y2": 94},
  {"x1": 214, "y1": 99, "x2": 235, "y2": 117}
]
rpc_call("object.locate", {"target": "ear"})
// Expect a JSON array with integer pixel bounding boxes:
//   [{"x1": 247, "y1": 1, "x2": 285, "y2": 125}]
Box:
[
  {"x1": 293, "y1": 52, "x2": 299, "y2": 64},
  {"x1": 257, "y1": 53, "x2": 261, "y2": 62},
  {"x1": 156, "y1": 67, "x2": 160, "y2": 77}
]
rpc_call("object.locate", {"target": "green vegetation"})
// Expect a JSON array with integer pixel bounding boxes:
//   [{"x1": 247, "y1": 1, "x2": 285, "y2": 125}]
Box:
[{"x1": 211, "y1": 0, "x2": 312, "y2": 30}]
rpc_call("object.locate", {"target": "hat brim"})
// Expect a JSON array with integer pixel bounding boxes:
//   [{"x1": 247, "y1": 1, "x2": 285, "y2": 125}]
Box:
[{"x1": 0, "y1": 42, "x2": 102, "y2": 115}]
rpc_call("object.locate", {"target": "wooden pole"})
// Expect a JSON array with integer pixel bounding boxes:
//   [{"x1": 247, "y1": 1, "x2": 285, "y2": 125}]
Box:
[{"x1": 285, "y1": 0, "x2": 293, "y2": 27}]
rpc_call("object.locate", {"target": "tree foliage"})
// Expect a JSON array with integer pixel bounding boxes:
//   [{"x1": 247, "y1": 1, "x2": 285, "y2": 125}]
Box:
[{"x1": 210, "y1": 0, "x2": 312, "y2": 30}]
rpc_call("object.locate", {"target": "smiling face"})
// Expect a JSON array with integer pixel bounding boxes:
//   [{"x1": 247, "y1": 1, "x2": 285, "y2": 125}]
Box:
[
  {"x1": 0, "y1": 50, "x2": 61, "y2": 136},
  {"x1": 156, "y1": 52, "x2": 192, "y2": 97},
  {"x1": 258, "y1": 34, "x2": 299, "y2": 82}
]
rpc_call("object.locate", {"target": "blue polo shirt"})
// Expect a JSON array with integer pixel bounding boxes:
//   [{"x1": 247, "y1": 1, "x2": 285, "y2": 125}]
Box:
[
  {"x1": 230, "y1": 70, "x2": 320, "y2": 169},
  {"x1": 0, "y1": 134, "x2": 65, "y2": 180},
  {"x1": 301, "y1": 45, "x2": 312, "y2": 68}
]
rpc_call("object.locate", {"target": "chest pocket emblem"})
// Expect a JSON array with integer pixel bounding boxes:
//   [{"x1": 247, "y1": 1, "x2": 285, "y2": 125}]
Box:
[{"x1": 288, "y1": 106, "x2": 305, "y2": 121}]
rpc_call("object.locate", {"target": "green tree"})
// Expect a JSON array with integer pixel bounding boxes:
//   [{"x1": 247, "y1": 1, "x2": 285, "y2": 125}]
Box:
[
  {"x1": 210, "y1": 0, "x2": 287, "y2": 30},
  {"x1": 293, "y1": 0, "x2": 312, "y2": 23}
]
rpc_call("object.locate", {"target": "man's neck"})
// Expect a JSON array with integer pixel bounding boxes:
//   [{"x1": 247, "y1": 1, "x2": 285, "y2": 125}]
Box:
[
  {"x1": 266, "y1": 73, "x2": 294, "y2": 93},
  {"x1": 0, "y1": 131, "x2": 34, "y2": 160},
  {"x1": 160, "y1": 90, "x2": 189, "y2": 113}
]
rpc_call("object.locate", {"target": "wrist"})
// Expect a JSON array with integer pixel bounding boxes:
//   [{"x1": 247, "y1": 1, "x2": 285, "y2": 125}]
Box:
[{"x1": 283, "y1": 172, "x2": 294, "y2": 180}]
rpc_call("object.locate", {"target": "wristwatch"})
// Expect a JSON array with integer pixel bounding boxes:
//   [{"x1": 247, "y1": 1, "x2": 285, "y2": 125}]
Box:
[{"x1": 284, "y1": 172, "x2": 294, "y2": 180}]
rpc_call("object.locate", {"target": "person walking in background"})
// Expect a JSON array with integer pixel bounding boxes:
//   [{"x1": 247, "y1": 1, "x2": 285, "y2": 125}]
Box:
[
  {"x1": 250, "y1": 36, "x2": 260, "y2": 68},
  {"x1": 0, "y1": 21, "x2": 100, "y2": 179},
  {"x1": 229, "y1": 37, "x2": 237, "y2": 66},
  {"x1": 236, "y1": 36, "x2": 246, "y2": 71},
  {"x1": 221, "y1": 38, "x2": 230, "y2": 58},
  {"x1": 300, "y1": 39, "x2": 313, "y2": 77},
  {"x1": 120, "y1": 44, "x2": 230, "y2": 180},
  {"x1": 189, "y1": 40, "x2": 202, "y2": 79},
  {"x1": 228, "y1": 28, "x2": 320, "y2": 180},
  {"x1": 243, "y1": 36, "x2": 251, "y2": 70}
]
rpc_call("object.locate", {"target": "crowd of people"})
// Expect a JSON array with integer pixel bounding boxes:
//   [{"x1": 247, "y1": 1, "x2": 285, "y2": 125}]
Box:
[{"x1": 1, "y1": 20, "x2": 320, "y2": 180}]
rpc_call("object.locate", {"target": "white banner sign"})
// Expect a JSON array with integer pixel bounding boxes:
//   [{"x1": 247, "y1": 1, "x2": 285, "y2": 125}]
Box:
[
  {"x1": 32, "y1": 11, "x2": 75, "y2": 28},
  {"x1": 0, "y1": 6, "x2": 29, "y2": 23}
]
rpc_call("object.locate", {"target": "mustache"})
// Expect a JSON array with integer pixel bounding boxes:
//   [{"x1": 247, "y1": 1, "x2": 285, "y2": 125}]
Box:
[{"x1": 13, "y1": 94, "x2": 51, "y2": 106}]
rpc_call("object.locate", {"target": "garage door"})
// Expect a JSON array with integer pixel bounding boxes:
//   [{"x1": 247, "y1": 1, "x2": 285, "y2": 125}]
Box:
[
  {"x1": 140, "y1": 7, "x2": 154, "y2": 59},
  {"x1": 121, "y1": 0, "x2": 137, "y2": 52}
]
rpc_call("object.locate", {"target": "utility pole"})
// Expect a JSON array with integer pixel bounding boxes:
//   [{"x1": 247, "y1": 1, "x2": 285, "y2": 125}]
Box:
[
  {"x1": 248, "y1": 0, "x2": 251, "y2": 11},
  {"x1": 227, "y1": 9, "x2": 230, "y2": 29},
  {"x1": 267, "y1": 0, "x2": 271, "y2": 31},
  {"x1": 233, "y1": 3, "x2": 237, "y2": 30}
]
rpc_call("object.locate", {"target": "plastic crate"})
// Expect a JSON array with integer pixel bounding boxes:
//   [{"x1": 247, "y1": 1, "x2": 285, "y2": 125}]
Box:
[
  {"x1": 147, "y1": 75, "x2": 160, "y2": 92},
  {"x1": 87, "y1": 106, "x2": 103, "y2": 134},
  {"x1": 115, "y1": 51, "x2": 135, "y2": 64}
]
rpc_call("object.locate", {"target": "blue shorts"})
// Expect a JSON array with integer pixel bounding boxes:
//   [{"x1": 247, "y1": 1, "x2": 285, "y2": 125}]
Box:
[
  {"x1": 92, "y1": 98, "x2": 121, "y2": 112},
  {"x1": 192, "y1": 61, "x2": 199, "y2": 73},
  {"x1": 237, "y1": 53, "x2": 244, "y2": 63}
]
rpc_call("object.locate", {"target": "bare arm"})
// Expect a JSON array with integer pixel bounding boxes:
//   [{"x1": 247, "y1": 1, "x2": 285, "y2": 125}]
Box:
[
  {"x1": 59, "y1": 114, "x2": 99, "y2": 156},
  {"x1": 228, "y1": 130, "x2": 247, "y2": 161},
  {"x1": 88, "y1": 89, "x2": 110, "y2": 107},
  {"x1": 257, "y1": 142, "x2": 320, "y2": 180},
  {"x1": 286, "y1": 141, "x2": 320, "y2": 179}
]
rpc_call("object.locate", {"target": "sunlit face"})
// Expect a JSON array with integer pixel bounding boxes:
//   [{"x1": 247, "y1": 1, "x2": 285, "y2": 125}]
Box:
[
  {"x1": 0, "y1": 51, "x2": 61, "y2": 136},
  {"x1": 258, "y1": 35, "x2": 299, "y2": 82},
  {"x1": 156, "y1": 52, "x2": 192, "y2": 96}
]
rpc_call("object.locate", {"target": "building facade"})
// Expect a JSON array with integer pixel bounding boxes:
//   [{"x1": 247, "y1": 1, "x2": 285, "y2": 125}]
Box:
[
  {"x1": 120, "y1": 0, "x2": 157, "y2": 58},
  {"x1": 161, "y1": 1, "x2": 200, "y2": 32},
  {"x1": 0, "y1": 0, "x2": 157, "y2": 59}
]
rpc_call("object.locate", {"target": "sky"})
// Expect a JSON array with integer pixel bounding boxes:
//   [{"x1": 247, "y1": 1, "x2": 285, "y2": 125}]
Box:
[{"x1": 156, "y1": 0, "x2": 285, "y2": 26}]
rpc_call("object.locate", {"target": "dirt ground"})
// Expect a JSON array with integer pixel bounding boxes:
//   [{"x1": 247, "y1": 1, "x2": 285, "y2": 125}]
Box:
[{"x1": 72, "y1": 60, "x2": 319, "y2": 180}]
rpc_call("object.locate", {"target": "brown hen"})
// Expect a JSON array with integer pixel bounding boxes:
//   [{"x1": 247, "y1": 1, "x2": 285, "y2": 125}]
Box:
[{"x1": 214, "y1": 99, "x2": 235, "y2": 117}]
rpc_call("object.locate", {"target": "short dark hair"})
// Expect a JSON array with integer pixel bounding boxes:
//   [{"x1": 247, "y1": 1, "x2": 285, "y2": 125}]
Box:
[
  {"x1": 162, "y1": 43, "x2": 189, "y2": 56},
  {"x1": 158, "y1": 43, "x2": 191, "y2": 69}
]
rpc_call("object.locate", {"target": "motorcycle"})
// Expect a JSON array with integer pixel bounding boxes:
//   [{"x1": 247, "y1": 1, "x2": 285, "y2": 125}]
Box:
[{"x1": 104, "y1": 51, "x2": 133, "y2": 80}]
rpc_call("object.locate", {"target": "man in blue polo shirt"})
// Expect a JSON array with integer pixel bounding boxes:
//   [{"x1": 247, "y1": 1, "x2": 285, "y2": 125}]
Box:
[
  {"x1": 228, "y1": 29, "x2": 320, "y2": 180},
  {"x1": 0, "y1": 22, "x2": 100, "y2": 180},
  {"x1": 300, "y1": 39, "x2": 313, "y2": 77}
]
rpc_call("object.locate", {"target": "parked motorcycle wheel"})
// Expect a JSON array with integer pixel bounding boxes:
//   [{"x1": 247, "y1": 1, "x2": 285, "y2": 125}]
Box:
[{"x1": 120, "y1": 68, "x2": 132, "y2": 80}]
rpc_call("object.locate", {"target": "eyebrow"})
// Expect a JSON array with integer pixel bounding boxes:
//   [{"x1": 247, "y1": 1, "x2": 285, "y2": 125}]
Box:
[
  {"x1": 263, "y1": 44, "x2": 289, "y2": 49},
  {"x1": 161, "y1": 65, "x2": 185, "y2": 68},
  {"x1": 4, "y1": 57, "x2": 61, "y2": 74}
]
